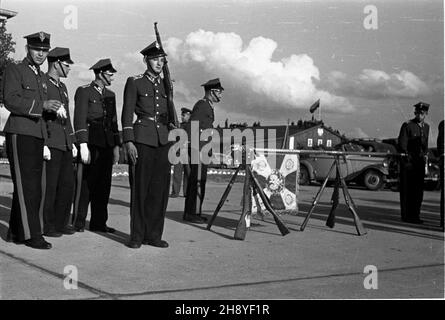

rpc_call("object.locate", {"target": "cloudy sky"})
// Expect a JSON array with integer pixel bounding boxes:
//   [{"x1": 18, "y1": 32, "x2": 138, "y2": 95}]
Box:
[{"x1": 1, "y1": 0, "x2": 443, "y2": 143}]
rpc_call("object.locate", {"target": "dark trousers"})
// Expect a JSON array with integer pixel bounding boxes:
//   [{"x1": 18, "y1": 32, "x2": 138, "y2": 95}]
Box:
[
  {"x1": 43, "y1": 148, "x2": 74, "y2": 232},
  {"x1": 399, "y1": 157, "x2": 425, "y2": 221},
  {"x1": 129, "y1": 143, "x2": 171, "y2": 242},
  {"x1": 183, "y1": 163, "x2": 208, "y2": 218},
  {"x1": 72, "y1": 145, "x2": 113, "y2": 229},
  {"x1": 171, "y1": 163, "x2": 190, "y2": 196},
  {"x1": 6, "y1": 134, "x2": 44, "y2": 241}
]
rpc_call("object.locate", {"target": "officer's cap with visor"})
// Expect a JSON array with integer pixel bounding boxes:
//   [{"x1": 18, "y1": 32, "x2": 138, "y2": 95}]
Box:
[
  {"x1": 201, "y1": 78, "x2": 224, "y2": 92},
  {"x1": 414, "y1": 101, "x2": 430, "y2": 113},
  {"x1": 89, "y1": 58, "x2": 117, "y2": 75},
  {"x1": 24, "y1": 31, "x2": 51, "y2": 50},
  {"x1": 47, "y1": 47, "x2": 74, "y2": 64},
  {"x1": 140, "y1": 41, "x2": 167, "y2": 59},
  {"x1": 181, "y1": 107, "x2": 192, "y2": 114}
]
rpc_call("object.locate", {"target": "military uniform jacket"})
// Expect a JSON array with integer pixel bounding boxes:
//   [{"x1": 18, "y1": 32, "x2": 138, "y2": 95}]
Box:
[
  {"x1": 122, "y1": 72, "x2": 169, "y2": 147},
  {"x1": 2, "y1": 58, "x2": 48, "y2": 139},
  {"x1": 74, "y1": 82, "x2": 120, "y2": 148},
  {"x1": 185, "y1": 98, "x2": 215, "y2": 144},
  {"x1": 398, "y1": 119, "x2": 429, "y2": 160},
  {"x1": 44, "y1": 76, "x2": 75, "y2": 151}
]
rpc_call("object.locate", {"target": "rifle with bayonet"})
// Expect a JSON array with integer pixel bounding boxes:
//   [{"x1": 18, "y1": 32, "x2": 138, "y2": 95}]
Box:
[{"x1": 154, "y1": 22, "x2": 179, "y2": 128}]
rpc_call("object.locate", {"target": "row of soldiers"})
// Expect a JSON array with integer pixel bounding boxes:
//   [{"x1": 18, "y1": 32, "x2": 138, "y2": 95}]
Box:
[{"x1": 2, "y1": 31, "x2": 222, "y2": 249}]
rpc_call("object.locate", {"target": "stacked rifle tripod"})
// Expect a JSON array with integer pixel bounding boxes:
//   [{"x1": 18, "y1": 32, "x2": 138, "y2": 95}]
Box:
[{"x1": 206, "y1": 152, "x2": 367, "y2": 240}]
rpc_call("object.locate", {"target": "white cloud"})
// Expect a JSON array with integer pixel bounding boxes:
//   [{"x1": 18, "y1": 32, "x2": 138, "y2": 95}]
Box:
[
  {"x1": 326, "y1": 69, "x2": 432, "y2": 99},
  {"x1": 166, "y1": 30, "x2": 353, "y2": 114},
  {"x1": 347, "y1": 127, "x2": 369, "y2": 139},
  {"x1": 72, "y1": 63, "x2": 94, "y2": 82}
]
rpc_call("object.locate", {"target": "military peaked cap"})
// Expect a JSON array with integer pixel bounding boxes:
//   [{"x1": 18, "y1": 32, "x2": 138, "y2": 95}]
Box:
[
  {"x1": 181, "y1": 107, "x2": 192, "y2": 114},
  {"x1": 140, "y1": 41, "x2": 167, "y2": 59},
  {"x1": 89, "y1": 58, "x2": 117, "y2": 74},
  {"x1": 47, "y1": 47, "x2": 74, "y2": 64},
  {"x1": 24, "y1": 31, "x2": 51, "y2": 50},
  {"x1": 414, "y1": 101, "x2": 430, "y2": 112},
  {"x1": 201, "y1": 78, "x2": 224, "y2": 91}
]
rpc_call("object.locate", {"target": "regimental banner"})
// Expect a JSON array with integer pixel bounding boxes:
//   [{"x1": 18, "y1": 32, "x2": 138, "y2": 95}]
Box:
[{"x1": 250, "y1": 152, "x2": 299, "y2": 216}]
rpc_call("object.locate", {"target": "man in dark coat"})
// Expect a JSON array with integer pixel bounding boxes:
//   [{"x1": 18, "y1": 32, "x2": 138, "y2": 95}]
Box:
[
  {"x1": 122, "y1": 41, "x2": 176, "y2": 249},
  {"x1": 3, "y1": 31, "x2": 61, "y2": 249},
  {"x1": 398, "y1": 102, "x2": 430, "y2": 224},
  {"x1": 72, "y1": 59, "x2": 120, "y2": 233},
  {"x1": 183, "y1": 79, "x2": 224, "y2": 223},
  {"x1": 170, "y1": 107, "x2": 192, "y2": 197},
  {"x1": 41, "y1": 47, "x2": 77, "y2": 237}
]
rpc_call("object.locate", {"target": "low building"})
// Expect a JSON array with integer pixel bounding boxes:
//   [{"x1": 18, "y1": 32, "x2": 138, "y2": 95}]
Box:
[{"x1": 287, "y1": 123, "x2": 345, "y2": 149}]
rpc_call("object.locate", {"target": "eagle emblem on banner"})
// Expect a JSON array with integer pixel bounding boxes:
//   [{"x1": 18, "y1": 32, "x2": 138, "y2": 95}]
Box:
[{"x1": 251, "y1": 152, "x2": 300, "y2": 215}]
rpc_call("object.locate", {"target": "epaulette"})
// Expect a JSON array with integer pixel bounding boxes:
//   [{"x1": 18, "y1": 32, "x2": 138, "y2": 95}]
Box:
[{"x1": 131, "y1": 74, "x2": 144, "y2": 80}]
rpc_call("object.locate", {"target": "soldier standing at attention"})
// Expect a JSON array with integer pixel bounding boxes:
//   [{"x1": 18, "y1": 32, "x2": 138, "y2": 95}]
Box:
[
  {"x1": 42, "y1": 47, "x2": 77, "y2": 237},
  {"x1": 122, "y1": 42, "x2": 173, "y2": 249},
  {"x1": 3, "y1": 32, "x2": 61, "y2": 249},
  {"x1": 398, "y1": 102, "x2": 430, "y2": 224},
  {"x1": 170, "y1": 107, "x2": 192, "y2": 198},
  {"x1": 183, "y1": 79, "x2": 224, "y2": 224},
  {"x1": 72, "y1": 59, "x2": 120, "y2": 233}
]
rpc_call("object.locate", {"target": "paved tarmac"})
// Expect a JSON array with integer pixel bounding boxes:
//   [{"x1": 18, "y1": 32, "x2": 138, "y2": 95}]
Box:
[{"x1": 0, "y1": 166, "x2": 443, "y2": 300}]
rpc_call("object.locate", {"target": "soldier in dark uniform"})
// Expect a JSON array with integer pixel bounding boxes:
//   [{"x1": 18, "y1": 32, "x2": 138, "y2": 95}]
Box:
[
  {"x1": 3, "y1": 31, "x2": 62, "y2": 249},
  {"x1": 183, "y1": 79, "x2": 224, "y2": 223},
  {"x1": 170, "y1": 107, "x2": 192, "y2": 198},
  {"x1": 398, "y1": 102, "x2": 430, "y2": 224},
  {"x1": 122, "y1": 41, "x2": 174, "y2": 249},
  {"x1": 72, "y1": 59, "x2": 120, "y2": 233},
  {"x1": 42, "y1": 47, "x2": 77, "y2": 237}
]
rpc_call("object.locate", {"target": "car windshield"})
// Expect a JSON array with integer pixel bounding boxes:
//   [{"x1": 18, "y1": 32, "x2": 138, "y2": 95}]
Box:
[{"x1": 343, "y1": 143, "x2": 365, "y2": 152}]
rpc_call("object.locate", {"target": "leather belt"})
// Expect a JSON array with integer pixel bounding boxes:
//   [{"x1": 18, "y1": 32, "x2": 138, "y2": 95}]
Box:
[{"x1": 137, "y1": 115, "x2": 156, "y2": 121}]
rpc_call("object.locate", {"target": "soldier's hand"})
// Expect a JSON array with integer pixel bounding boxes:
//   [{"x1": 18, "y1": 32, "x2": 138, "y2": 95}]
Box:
[
  {"x1": 43, "y1": 145, "x2": 51, "y2": 161},
  {"x1": 113, "y1": 146, "x2": 120, "y2": 165},
  {"x1": 72, "y1": 144, "x2": 78, "y2": 158},
  {"x1": 56, "y1": 105, "x2": 67, "y2": 119},
  {"x1": 125, "y1": 142, "x2": 138, "y2": 165},
  {"x1": 43, "y1": 100, "x2": 62, "y2": 113},
  {"x1": 79, "y1": 143, "x2": 90, "y2": 164}
]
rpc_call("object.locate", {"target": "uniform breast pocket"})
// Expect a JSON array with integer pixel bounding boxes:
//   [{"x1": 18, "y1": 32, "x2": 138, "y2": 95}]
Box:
[
  {"x1": 22, "y1": 82, "x2": 37, "y2": 98},
  {"x1": 139, "y1": 91, "x2": 154, "y2": 99}
]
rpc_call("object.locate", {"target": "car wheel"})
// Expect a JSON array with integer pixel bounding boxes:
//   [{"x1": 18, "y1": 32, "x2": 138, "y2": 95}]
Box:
[
  {"x1": 363, "y1": 170, "x2": 384, "y2": 191},
  {"x1": 299, "y1": 166, "x2": 310, "y2": 185}
]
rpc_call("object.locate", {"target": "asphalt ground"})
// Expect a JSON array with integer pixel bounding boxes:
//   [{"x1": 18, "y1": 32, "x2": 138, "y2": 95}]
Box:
[{"x1": 0, "y1": 164, "x2": 443, "y2": 300}]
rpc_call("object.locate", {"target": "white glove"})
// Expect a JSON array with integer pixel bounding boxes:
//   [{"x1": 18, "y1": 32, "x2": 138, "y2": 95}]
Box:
[
  {"x1": 43, "y1": 145, "x2": 51, "y2": 161},
  {"x1": 56, "y1": 105, "x2": 67, "y2": 119},
  {"x1": 72, "y1": 144, "x2": 78, "y2": 158},
  {"x1": 79, "y1": 143, "x2": 90, "y2": 164}
]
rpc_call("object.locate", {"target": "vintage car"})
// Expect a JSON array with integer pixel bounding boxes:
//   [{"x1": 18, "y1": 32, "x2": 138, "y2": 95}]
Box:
[
  {"x1": 298, "y1": 140, "x2": 398, "y2": 190},
  {"x1": 382, "y1": 139, "x2": 440, "y2": 190},
  {"x1": 424, "y1": 147, "x2": 440, "y2": 190}
]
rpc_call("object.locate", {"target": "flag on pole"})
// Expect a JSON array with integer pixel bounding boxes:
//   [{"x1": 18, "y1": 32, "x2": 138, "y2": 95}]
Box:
[{"x1": 309, "y1": 99, "x2": 320, "y2": 113}]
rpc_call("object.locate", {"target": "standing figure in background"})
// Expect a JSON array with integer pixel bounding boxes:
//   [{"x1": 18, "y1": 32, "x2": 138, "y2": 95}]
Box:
[
  {"x1": 170, "y1": 107, "x2": 192, "y2": 198},
  {"x1": 3, "y1": 31, "x2": 61, "y2": 249},
  {"x1": 42, "y1": 47, "x2": 77, "y2": 237},
  {"x1": 122, "y1": 42, "x2": 173, "y2": 249},
  {"x1": 398, "y1": 102, "x2": 430, "y2": 224},
  {"x1": 72, "y1": 59, "x2": 120, "y2": 233},
  {"x1": 183, "y1": 78, "x2": 224, "y2": 224}
]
